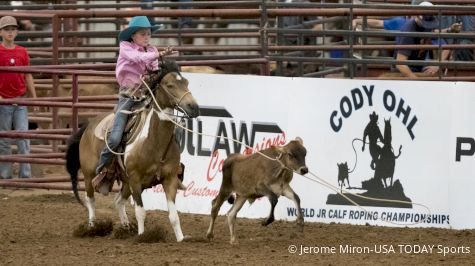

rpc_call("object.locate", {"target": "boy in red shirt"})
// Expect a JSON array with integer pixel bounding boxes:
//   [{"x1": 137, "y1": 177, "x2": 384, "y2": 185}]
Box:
[{"x1": 0, "y1": 16, "x2": 37, "y2": 179}]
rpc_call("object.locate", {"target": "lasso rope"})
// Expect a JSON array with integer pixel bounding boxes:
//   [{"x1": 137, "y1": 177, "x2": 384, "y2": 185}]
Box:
[{"x1": 137, "y1": 75, "x2": 434, "y2": 226}]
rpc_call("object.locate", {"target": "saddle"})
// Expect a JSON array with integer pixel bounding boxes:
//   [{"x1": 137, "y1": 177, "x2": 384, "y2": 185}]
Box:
[
  {"x1": 92, "y1": 106, "x2": 188, "y2": 195},
  {"x1": 92, "y1": 109, "x2": 149, "y2": 196},
  {"x1": 94, "y1": 109, "x2": 148, "y2": 145}
]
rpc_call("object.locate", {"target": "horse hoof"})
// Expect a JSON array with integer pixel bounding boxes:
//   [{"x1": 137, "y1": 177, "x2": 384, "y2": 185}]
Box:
[
  {"x1": 178, "y1": 235, "x2": 192, "y2": 242},
  {"x1": 206, "y1": 233, "x2": 214, "y2": 241}
]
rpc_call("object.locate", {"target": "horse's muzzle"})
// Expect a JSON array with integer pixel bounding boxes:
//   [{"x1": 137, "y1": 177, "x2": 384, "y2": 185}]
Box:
[{"x1": 183, "y1": 103, "x2": 200, "y2": 118}]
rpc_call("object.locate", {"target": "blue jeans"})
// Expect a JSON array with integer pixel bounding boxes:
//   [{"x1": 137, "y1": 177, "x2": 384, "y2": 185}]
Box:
[
  {"x1": 96, "y1": 96, "x2": 136, "y2": 174},
  {"x1": 0, "y1": 104, "x2": 31, "y2": 179}
]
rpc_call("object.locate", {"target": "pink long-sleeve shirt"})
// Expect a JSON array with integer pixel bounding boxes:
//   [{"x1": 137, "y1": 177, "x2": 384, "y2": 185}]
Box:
[{"x1": 116, "y1": 41, "x2": 159, "y2": 90}]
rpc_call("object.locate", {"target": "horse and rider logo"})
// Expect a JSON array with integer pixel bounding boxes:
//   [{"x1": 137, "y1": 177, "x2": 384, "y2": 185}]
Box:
[{"x1": 327, "y1": 111, "x2": 412, "y2": 208}]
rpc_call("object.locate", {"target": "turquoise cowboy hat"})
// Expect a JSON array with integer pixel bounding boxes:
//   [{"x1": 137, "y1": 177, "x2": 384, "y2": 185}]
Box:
[{"x1": 118, "y1": 16, "x2": 161, "y2": 41}]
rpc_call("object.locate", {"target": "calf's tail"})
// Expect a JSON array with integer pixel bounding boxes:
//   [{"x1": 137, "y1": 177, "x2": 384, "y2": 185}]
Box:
[
  {"x1": 222, "y1": 154, "x2": 238, "y2": 204},
  {"x1": 227, "y1": 194, "x2": 235, "y2": 204},
  {"x1": 65, "y1": 123, "x2": 88, "y2": 206}
]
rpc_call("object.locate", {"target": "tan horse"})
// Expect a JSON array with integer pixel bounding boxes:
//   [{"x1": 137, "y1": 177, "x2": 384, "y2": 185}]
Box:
[{"x1": 66, "y1": 60, "x2": 200, "y2": 242}]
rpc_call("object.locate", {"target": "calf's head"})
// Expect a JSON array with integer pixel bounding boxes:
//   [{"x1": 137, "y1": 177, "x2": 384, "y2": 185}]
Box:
[{"x1": 279, "y1": 137, "x2": 308, "y2": 175}]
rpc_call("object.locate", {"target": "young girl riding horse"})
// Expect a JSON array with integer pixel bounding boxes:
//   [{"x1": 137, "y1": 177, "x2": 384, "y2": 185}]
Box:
[{"x1": 92, "y1": 16, "x2": 175, "y2": 188}]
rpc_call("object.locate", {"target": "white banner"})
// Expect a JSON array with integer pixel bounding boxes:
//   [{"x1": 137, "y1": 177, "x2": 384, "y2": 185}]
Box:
[
  {"x1": 448, "y1": 83, "x2": 475, "y2": 229},
  {"x1": 142, "y1": 73, "x2": 475, "y2": 229}
]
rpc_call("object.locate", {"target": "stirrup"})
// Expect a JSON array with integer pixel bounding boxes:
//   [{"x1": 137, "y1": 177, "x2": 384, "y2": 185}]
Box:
[{"x1": 92, "y1": 171, "x2": 107, "y2": 190}]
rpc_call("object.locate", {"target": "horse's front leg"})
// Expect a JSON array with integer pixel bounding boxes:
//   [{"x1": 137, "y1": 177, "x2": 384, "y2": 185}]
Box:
[
  {"x1": 115, "y1": 185, "x2": 132, "y2": 227},
  {"x1": 128, "y1": 172, "x2": 146, "y2": 235},
  {"x1": 162, "y1": 175, "x2": 185, "y2": 242}
]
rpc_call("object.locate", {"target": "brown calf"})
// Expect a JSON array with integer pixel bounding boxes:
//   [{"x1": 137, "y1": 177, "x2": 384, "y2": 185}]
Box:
[{"x1": 206, "y1": 137, "x2": 308, "y2": 244}]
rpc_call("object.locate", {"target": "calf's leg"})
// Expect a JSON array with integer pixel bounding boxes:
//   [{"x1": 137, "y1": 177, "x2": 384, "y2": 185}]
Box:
[
  {"x1": 282, "y1": 185, "x2": 304, "y2": 231},
  {"x1": 262, "y1": 193, "x2": 278, "y2": 226},
  {"x1": 227, "y1": 195, "x2": 247, "y2": 244},
  {"x1": 206, "y1": 187, "x2": 232, "y2": 240}
]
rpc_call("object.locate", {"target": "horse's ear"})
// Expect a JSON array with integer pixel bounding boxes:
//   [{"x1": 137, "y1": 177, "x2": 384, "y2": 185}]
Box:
[{"x1": 171, "y1": 60, "x2": 181, "y2": 73}]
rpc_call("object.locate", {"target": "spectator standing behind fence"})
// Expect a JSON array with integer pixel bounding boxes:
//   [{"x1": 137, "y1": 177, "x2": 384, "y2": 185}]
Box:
[
  {"x1": 352, "y1": 17, "x2": 407, "y2": 32},
  {"x1": 0, "y1": 16, "x2": 37, "y2": 179},
  {"x1": 395, "y1": 1, "x2": 452, "y2": 78},
  {"x1": 92, "y1": 16, "x2": 175, "y2": 189},
  {"x1": 450, "y1": 15, "x2": 475, "y2": 61},
  {"x1": 352, "y1": 16, "x2": 407, "y2": 58}
]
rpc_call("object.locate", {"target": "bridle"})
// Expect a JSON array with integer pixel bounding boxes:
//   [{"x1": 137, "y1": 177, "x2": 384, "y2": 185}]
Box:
[
  {"x1": 157, "y1": 80, "x2": 192, "y2": 116},
  {"x1": 143, "y1": 70, "x2": 193, "y2": 118}
]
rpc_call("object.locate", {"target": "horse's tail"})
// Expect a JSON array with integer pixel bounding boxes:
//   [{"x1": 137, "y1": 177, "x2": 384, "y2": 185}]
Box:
[{"x1": 65, "y1": 123, "x2": 88, "y2": 206}]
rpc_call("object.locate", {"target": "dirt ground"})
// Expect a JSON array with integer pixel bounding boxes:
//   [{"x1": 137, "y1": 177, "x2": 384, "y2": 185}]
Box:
[{"x1": 0, "y1": 185, "x2": 473, "y2": 266}]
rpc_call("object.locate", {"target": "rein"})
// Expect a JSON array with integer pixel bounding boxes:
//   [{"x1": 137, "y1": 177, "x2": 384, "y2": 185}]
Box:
[{"x1": 156, "y1": 82, "x2": 192, "y2": 118}]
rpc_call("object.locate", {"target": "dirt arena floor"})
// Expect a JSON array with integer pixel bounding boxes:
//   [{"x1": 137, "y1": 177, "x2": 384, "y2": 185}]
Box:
[{"x1": 0, "y1": 183, "x2": 473, "y2": 266}]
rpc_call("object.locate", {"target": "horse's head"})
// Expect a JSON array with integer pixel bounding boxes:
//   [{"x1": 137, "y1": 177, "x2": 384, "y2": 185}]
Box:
[{"x1": 145, "y1": 60, "x2": 200, "y2": 118}]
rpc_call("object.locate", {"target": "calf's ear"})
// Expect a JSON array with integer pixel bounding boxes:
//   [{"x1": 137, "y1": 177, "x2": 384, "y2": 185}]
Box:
[{"x1": 295, "y1": 137, "x2": 303, "y2": 145}]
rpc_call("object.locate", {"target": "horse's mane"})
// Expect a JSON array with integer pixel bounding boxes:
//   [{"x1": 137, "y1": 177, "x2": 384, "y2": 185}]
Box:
[
  {"x1": 159, "y1": 59, "x2": 181, "y2": 78},
  {"x1": 145, "y1": 59, "x2": 181, "y2": 91}
]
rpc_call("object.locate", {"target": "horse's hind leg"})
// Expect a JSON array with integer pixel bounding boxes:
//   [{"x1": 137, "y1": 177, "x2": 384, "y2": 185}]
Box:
[
  {"x1": 162, "y1": 176, "x2": 185, "y2": 242},
  {"x1": 84, "y1": 174, "x2": 96, "y2": 226},
  {"x1": 115, "y1": 185, "x2": 131, "y2": 227}
]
